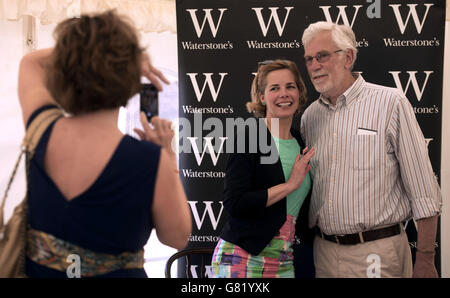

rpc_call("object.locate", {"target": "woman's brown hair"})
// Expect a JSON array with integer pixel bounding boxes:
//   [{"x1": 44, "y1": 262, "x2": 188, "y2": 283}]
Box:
[
  {"x1": 246, "y1": 59, "x2": 307, "y2": 118},
  {"x1": 46, "y1": 10, "x2": 144, "y2": 115}
]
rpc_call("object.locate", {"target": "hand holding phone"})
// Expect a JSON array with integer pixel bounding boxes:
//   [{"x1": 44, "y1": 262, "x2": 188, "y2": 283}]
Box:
[
  {"x1": 134, "y1": 113, "x2": 175, "y2": 155},
  {"x1": 140, "y1": 52, "x2": 170, "y2": 91}
]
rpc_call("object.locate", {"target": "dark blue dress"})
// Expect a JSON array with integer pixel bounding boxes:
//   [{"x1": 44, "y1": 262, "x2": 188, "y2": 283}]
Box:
[{"x1": 25, "y1": 105, "x2": 160, "y2": 278}]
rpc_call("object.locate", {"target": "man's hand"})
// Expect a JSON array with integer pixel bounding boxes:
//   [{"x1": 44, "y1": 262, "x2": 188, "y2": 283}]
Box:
[
  {"x1": 413, "y1": 251, "x2": 438, "y2": 278},
  {"x1": 413, "y1": 215, "x2": 439, "y2": 278}
]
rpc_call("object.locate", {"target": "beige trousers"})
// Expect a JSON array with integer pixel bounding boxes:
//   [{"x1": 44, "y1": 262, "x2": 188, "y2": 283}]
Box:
[{"x1": 313, "y1": 228, "x2": 413, "y2": 278}]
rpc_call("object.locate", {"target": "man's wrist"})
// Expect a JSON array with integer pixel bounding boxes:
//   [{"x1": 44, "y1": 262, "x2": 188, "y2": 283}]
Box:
[{"x1": 416, "y1": 248, "x2": 436, "y2": 262}]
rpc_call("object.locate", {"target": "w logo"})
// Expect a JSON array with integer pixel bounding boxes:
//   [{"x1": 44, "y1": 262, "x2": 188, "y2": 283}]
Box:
[
  {"x1": 186, "y1": 8, "x2": 227, "y2": 38},
  {"x1": 389, "y1": 71, "x2": 433, "y2": 102},
  {"x1": 389, "y1": 4, "x2": 433, "y2": 34},
  {"x1": 187, "y1": 137, "x2": 228, "y2": 166},
  {"x1": 187, "y1": 73, "x2": 228, "y2": 102},
  {"x1": 189, "y1": 265, "x2": 214, "y2": 278},
  {"x1": 319, "y1": 5, "x2": 363, "y2": 28},
  {"x1": 187, "y1": 201, "x2": 224, "y2": 231},
  {"x1": 252, "y1": 7, "x2": 294, "y2": 37}
]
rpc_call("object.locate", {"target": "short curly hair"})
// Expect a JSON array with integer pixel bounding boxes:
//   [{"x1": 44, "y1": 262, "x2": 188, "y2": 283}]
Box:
[
  {"x1": 46, "y1": 10, "x2": 144, "y2": 115},
  {"x1": 246, "y1": 59, "x2": 307, "y2": 118}
]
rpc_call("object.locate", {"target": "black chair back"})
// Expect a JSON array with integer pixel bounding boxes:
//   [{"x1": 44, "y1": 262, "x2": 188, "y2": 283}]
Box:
[{"x1": 165, "y1": 247, "x2": 215, "y2": 278}]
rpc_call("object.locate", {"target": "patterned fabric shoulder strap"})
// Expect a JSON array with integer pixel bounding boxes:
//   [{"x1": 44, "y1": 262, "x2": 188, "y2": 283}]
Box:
[
  {"x1": 0, "y1": 108, "x2": 63, "y2": 226},
  {"x1": 23, "y1": 108, "x2": 64, "y2": 159}
]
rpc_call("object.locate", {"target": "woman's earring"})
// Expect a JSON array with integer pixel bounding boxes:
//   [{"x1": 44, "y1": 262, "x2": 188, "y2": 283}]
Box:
[{"x1": 261, "y1": 101, "x2": 266, "y2": 106}]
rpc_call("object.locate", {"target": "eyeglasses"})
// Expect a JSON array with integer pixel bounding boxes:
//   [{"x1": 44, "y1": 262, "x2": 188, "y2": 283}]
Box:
[
  {"x1": 304, "y1": 49, "x2": 343, "y2": 66},
  {"x1": 257, "y1": 60, "x2": 275, "y2": 67}
]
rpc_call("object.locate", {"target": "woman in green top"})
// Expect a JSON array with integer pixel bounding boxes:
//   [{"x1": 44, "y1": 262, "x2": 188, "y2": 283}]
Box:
[{"x1": 212, "y1": 60, "x2": 315, "y2": 277}]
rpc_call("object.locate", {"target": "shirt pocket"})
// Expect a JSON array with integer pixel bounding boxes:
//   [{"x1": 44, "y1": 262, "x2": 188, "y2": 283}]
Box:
[{"x1": 351, "y1": 135, "x2": 378, "y2": 170}]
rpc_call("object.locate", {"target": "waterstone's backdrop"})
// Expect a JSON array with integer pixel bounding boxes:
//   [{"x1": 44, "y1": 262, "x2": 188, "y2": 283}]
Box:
[
  {"x1": 176, "y1": 0, "x2": 446, "y2": 277},
  {"x1": 0, "y1": 0, "x2": 449, "y2": 278}
]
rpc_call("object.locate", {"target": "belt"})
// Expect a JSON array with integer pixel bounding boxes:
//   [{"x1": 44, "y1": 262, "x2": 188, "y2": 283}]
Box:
[
  {"x1": 27, "y1": 228, "x2": 144, "y2": 277},
  {"x1": 314, "y1": 224, "x2": 402, "y2": 245}
]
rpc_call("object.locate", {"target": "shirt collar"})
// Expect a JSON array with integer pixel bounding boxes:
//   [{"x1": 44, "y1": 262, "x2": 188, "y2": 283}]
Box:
[
  {"x1": 343, "y1": 73, "x2": 365, "y2": 105},
  {"x1": 319, "y1": 73, "x2": 365, "y2": 109}
]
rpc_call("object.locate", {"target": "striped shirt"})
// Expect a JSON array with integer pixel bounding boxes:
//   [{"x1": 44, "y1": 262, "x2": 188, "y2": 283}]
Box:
[{"x1": 300, "y1": 74, "x2": 442, "y2": 235}]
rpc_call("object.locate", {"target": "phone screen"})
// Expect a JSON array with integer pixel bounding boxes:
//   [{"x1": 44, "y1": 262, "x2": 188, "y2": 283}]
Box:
[{"x1": 140, "y1": 83, "x2": 159, "y2": 121}]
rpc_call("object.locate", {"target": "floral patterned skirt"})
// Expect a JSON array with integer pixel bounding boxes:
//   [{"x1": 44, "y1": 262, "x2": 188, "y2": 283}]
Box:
[{"x1": 211, "y1": 215, "x2": 296, "y2": 278}]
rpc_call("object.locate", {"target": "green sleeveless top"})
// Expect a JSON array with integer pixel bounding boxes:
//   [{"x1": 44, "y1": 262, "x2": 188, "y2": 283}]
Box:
[{"x1": 273, "y1": 136, "x2": 311, "y2": 217}]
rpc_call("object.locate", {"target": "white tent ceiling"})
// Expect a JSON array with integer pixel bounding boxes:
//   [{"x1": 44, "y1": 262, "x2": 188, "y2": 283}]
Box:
[{"x1": 0, "y1": 0, "x2": 176, "y2": 33}]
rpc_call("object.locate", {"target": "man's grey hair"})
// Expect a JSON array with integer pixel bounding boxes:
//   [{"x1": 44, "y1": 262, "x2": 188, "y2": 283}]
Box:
[{"x1": 302, "y1": 21, "x2": 358, "y2": 70}]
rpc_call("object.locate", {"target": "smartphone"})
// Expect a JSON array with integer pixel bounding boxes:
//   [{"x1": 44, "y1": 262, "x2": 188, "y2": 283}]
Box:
[{"x1": 140, "y1": 83, "x2": 159, "y2": 121}]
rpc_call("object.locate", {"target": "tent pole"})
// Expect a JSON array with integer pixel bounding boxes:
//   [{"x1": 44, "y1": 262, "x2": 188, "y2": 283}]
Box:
[{"x1": 23, "y1": 15, "x2": 36, "y2": 55}]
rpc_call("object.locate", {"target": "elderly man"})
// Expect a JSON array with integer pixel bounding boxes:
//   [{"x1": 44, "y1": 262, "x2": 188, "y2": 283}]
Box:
[{"x1": 300, "y1": 21, "x2": 442, "y2": 278}]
